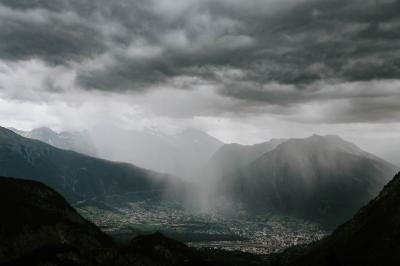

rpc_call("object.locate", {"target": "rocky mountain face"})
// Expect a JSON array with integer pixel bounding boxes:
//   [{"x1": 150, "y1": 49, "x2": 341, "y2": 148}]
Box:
[
  {"x1": 278, "y1": 171, "x2": 400, "y2": 266},
  {"x1": 218, "y1": 135, "x2": 397, "y2": 227},
  {"x1": 0, "y1": 126, "x2": 183, "y2": 204}
]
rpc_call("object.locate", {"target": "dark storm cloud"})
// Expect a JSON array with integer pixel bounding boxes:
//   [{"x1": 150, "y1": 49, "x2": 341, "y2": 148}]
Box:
[
  {"x1": 0, "y1": 2, "x2": 109, "y2": 64},
  {"x1": 1, "y1": 0, "x2": 399, "y2": 85},
  {"x1": 1, "y1": 0, "x2": 400, "y2": 123},
  {"x1": 246, "y1": 0, "x2": 400, "y2": 82}
]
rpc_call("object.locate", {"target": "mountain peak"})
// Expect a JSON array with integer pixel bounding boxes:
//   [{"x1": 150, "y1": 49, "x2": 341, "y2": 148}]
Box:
[
  {"x1": 30, "y1": 127, "x2": 58, "y2": 135},
  {"x1": 177, "y1": 128, "x2": 221, "y2": 142},
  {"x1": 308, "y1": 134, "x2": 345, "y2": 141},
  {"x1": 173, "y1": 128, "x2": 223, "y2": 149}
]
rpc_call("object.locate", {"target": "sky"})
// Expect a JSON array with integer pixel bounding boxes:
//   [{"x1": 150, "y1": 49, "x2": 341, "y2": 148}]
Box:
[{"x1": 0, "y1": 0, "x2": 400, "y2": 164}]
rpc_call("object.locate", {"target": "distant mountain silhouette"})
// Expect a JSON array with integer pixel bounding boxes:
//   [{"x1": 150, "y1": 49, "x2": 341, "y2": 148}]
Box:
[
  {"x1": 91, "y1": 127, "x2": 223, "y2": 179},
  {"x1": 9, "y1": 126, "x2": 97, "y2": 156},
  {"x1": 0, "y1": 126, "x2": 182, "y2": 204},
  {"x1": 219, "y1": 135, "x2": 397, "y2": 227}
]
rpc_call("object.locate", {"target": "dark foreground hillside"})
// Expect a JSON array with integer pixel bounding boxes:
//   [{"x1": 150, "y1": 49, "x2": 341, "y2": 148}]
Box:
[
  {"x1": 0, "y1": 176, "x2": 116, "y2": 266},
  {"x1": 277, "y1": 171, "x2": 400, "y2": 266}
]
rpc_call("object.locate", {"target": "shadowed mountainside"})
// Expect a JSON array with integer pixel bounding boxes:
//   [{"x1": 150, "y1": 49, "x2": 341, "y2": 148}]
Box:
[{"x1": 219, "y1": 135, "x2": 397, "y2": 227}]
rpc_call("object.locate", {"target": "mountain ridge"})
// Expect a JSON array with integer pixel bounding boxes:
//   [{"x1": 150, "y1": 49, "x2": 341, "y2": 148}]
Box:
[{"x1": 206, "y1": 138, "x2": 286, "y2": 175}]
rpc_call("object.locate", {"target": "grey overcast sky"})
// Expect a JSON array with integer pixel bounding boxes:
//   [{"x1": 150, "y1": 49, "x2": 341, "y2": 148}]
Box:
[{"x1": 0, "y1": 0, "x2": 400, "y2": 163}]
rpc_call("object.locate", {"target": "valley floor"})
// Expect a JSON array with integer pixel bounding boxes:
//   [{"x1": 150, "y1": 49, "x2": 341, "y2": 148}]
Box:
[{"x1": 77, "y1": 200, "x2": 328, "y2": 254}]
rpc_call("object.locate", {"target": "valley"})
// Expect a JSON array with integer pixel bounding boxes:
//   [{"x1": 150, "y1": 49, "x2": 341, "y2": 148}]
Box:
[
  {"x1": 1, "y1": 125, "x2": 397, "y2": 259},
  {"x1": 77, "y1": 200, "x2": 328, "y2": 254}
]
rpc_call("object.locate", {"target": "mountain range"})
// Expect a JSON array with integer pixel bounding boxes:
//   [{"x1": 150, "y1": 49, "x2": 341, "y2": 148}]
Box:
[
  {"x1": 2, "y1": 123, "x2": 400, "y2": 265},
  {"x1": 8, "y1": 127, "x2": 97, "y2": 157},
  {"x1": 4, "y1": 125, "x2": 398, "y2": 227},
  {"x1": 10, "y1": 126, "x2": 223, "y2": 179},
  {"x1": 0, "y1": 126, "x2": 183, "y2": 204}
]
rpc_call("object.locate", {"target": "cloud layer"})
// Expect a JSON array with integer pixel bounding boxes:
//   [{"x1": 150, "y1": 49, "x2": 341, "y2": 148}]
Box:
[{"x1": 0, "y1": 0, "x2": 400, "y2": 127}]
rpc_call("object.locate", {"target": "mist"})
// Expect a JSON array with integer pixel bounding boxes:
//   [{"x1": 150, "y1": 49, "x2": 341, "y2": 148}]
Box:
[
  {"x1": 78, "y1": 126, "x2": 400, "y2": 216},
  {"x1": 85, "y1": 125, "x2": 236, "y2": 213}
]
